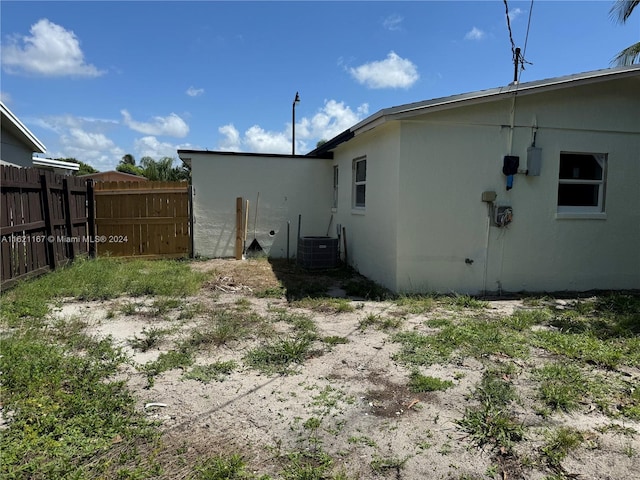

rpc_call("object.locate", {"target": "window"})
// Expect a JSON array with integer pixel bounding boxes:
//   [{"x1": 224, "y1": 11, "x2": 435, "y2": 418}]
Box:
[
  {"x1": 333, "y1": 165, "x2": 339, "y2": 209},
  {"x1": 352, "y1": 157, "x2": 366, "y2": 209},
  {"x1": 557, "y1": 152, "x2": 606, "y2": 213}
]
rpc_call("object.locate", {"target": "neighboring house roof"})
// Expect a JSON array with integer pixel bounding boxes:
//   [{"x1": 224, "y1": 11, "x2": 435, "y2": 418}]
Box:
[
  {"x1": 32, "y1": 156, "x2": 79, "y2": 172},
  {"x1": 78, "y1": 170, "x2": 145, "y2": 181},
  {"x1": 0, "y1": 101, "x2": 46, "y2": 154},
  {"x1": 308, "y1": 65, "x2": 640, "y2": 156}
]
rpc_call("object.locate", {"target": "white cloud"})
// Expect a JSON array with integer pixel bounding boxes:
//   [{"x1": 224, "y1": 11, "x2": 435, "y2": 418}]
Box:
[
  {"x1": 133, "y1": 136, "x2": 192, "y2": 159},
  {"x1": 465, "y1": 27, "x2": 486, "y2": 41},
  {"x1": 217, "y1": 100, "x2": 369, "y2": 154},
  {"x1": 349, "y1": 51, "x2": 419, "y2": 89},
  {"x1": 186, "y1": 86, "x2": 204, "y2": 97},
  {"x1": 121, "y1": 110, "x2": 189, "y2": 138},
  {"x1": 0, "y1": 91, "x2": 12, "y2": 104},
  {"x1": 218, "y1": 124, "x2": 241, "y2": 151},
  {"x1": 1, "y1": 19, "x2": 104, "y2": 77},
  {"x1": 382, "y1": 14, "x2": 404, "y2": 31},
  {"x1": 508, "y1": 8, "x2": 524, "y2": 22}
]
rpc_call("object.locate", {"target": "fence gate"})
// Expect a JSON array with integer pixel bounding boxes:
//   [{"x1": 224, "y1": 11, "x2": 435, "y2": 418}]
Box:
[{"x1": 93, "y1": 180, "x2": 191, "y2": 258}]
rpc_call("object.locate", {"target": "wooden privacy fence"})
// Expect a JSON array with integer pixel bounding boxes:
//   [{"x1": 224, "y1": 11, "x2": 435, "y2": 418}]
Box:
[
  {"x1": 1, "y1": 165, "x2": 90, "y2": 288},
  {"x1": 94, "y1": 180, "x2": 191, "y2": 258}
]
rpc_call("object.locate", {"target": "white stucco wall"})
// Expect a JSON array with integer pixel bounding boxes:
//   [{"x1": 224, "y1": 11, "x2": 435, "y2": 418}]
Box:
[
  {"x1": 393, "y1": 77, "x2": 640, "y2": 294},
  {"x1": 330, "y1": 123, "x2": 401, "y2": 291},
  {"x1": 330, "y1": 76, "x2": 639, "y2": 294},
  {"x1": 186, "y1": 153, "x2": 333, "y2": 259}
]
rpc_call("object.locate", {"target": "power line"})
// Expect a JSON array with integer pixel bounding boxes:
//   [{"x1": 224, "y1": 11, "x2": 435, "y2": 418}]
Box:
[
  {"x1": 503, "y1": 0, "x2": 516, "y2": 59},
  {"x1": 519, "y1": 0, "x2": 535, "y2": 81},
  {"x1": 503, "y1": 0, "x2": 535, "y2": 82}
]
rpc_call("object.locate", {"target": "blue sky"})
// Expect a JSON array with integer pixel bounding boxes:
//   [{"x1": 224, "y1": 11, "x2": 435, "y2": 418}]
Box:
[{"x1": 1, "y1": 1, "x2": 637, "y2": 171}]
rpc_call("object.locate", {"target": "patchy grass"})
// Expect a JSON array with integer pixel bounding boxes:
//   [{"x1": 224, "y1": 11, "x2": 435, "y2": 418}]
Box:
[
  {"x1": 292, "y1": 297, "x2": 355, "y2": 314},
  {"x1": 244, "y1": 336, "x2": 312, "y2": 374},
  {"x1": 0, "y1": 330, "x2": 156, "y2": 478},
  {"x1": 456, "y1": 369, "x2": 524, "y2": 451},
  {"x1": 358, "y1": 313, "x2": 403, "y2": 331},
  {"x1": 1, "y1": 257, "x2": 206, "y2": 327},
  {"x1": 393, "y1": 315, "x2": 530, "y2": 367},
  {"x1": 184, "y1": 360, "x2": 238, "y2": 384},
  {"x1": 407, "y1": 372, "x2": 454, "y2": 393}
]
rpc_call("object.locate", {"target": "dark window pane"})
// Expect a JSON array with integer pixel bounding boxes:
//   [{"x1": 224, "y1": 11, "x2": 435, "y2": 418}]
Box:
[
  {"x1": 355, "y1": 185, "x2": 366, "y2": 207},
  {"x1": 355, "y1": 160, "x2": 366, "y2": 182},
  {"x1": 559, "y1": 154, "x2": 602, "y2": 180},
  {"x1": 558, "y1": 184, "x2": 599, "y2": 206}
]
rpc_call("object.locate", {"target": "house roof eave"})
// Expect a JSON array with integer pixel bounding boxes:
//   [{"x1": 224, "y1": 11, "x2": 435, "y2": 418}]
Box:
[
  {"x1": 1, "y1": 101, "x2": 47, "y2": 154},
  {"x1": 314, "y1": 65, "x2": 640, "y2": 153}
]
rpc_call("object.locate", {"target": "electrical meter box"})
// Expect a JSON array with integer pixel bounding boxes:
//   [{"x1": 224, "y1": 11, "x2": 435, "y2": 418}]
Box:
[
  {"x1": 527, "y1": 147, "x2": 542, "y2": 176},
  {"x1": 494, "y1": 206, "x2": 513, "y2": 227}
]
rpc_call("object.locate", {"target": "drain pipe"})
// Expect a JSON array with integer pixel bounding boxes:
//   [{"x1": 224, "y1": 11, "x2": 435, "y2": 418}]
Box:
[{"x1": 481, "y1": 191, "x2": 497, "y2": 296}]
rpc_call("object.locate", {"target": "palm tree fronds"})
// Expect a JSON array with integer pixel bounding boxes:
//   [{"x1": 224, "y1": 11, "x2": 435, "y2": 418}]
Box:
[
  {"x1": 611, "y1": 41, "x2": 640, "y2": 66},
  {"x1": 609, "y1": 0, "x2": 640, "y2": 23}
]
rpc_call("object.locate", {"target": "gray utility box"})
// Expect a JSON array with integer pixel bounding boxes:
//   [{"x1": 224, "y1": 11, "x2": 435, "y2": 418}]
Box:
[{"x1": 297, "y1": 236, "x2": 338, "y2": 269}]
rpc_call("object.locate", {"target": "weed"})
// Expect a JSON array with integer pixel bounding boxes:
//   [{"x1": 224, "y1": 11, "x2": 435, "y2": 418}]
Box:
[
  {"x1": 394, "y1": 294, "x2": 436, "y2": 314},
  {"x1": 358, "y1": 313, "x2": 403, "y2": 331},
  {"x1": 274, "y1": 311, "x2": 317, "y2": 339},
  {"x1": 120, "y1": 301, "x2": 142, "y2": 315},
  {"x1": 441, "y1": 294, "x2": 488, "y2": 310},
  {"x1": 184, "y1": 360, "x2": 238, "y2": 383},
  {"x1": 393, "y1": 318, "x2": 529, "y2": 367},
  {"x1": 245, "y1": 336, "x2": 311, "y2": 374},
  {"x1": 348, "y1": 436, "x2": 377, "y2": 447},
  {"x1": 322, "y1": 336, "x2": 349, "y2": 346},
  {"x1": 370, "y1": 455, "x2": 409, "y2": 474},
  {"x1": 408, "y1": 371, "x2": 454, "y2": 392},
  {"x1": 143, "y1": 348, "x2": 194, "y2": 385},
  {"x1": 540, "y1": 427, "x2": 583, "y2": 468},
  {"x1": 457, "y1": 370, "x2": 523, "y2": 451},
  {"x1": 151, "y1": 296, "x2": 183, "y2": 316},
  {"x1": 128, "y1": 327, "x2": 168, "y2": 352},
  {"x1": 425, "y1": 317, "x2": 453, "y2": 328},
  {"x1": 534, "y1": 363, "x2": 588, "y2": 412},
  {"x1": 281, "y1": 451, "x2": 333, "y2": 480},
  {"x1": 293, "y1": 297, "x2": 355, "y2": 314},
  {"x1": 501, "y1": 309, "x2": 551, "y2": 331},
  {"x1": 178, "y1": 301, "x2": 206, "y2": 320},
  {"x1": 195, "y1": 453, "x2": 249, "y2": 479},
  {"x1": 255, "y1": 285, "x2": 286, "y2": 298}
]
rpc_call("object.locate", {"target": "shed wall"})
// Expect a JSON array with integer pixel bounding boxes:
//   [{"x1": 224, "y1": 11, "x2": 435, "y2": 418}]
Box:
[{"x1": 189, "y1": 154, "x2": 333, "y2": 259}]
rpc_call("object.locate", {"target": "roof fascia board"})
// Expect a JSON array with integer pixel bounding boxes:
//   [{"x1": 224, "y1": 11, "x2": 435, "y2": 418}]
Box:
[
  {"x1": 32, "y1": 158, "x2": 79, "y2": 170},
  {"x1": 352, "y1": 66, "x2": 640, "y2": 135},
  {"x1": 1, "y1": 102, "x2": 47, "y2": 153}
]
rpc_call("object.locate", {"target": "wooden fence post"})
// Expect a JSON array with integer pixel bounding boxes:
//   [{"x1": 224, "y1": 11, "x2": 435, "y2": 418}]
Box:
[
  {"x1": 40, "y1": 173, "x2": 57, "y2": 270},
  {"x1": 86, "y1": 179, "x2": 96, "y2": 258},
  {"x1": 62, "y1": 178, "x2": 75, "y2": 261}
]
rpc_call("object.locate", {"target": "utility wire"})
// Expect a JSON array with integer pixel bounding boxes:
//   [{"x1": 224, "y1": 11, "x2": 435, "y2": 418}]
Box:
[
  {"x1": 503, "y1": 0, "x2": 517, "y2": 60},
  {"x1": 519, "y1": 0, "x2": 535, "y2": 81}
]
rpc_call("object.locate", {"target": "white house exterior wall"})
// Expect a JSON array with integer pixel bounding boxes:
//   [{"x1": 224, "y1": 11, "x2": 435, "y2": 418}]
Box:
[
  {"x1": 188, "y1": 153, "x2": 333, "y2": 259},
  {"x1": 0, "y1": 128, "x2": 34, "y2": 167},
  {"x1": 331, "y1": 123, "x2": 401, "y2": 291},
  {"x1": 393, "y1": 77, "x2": 639, "y2": 294}
]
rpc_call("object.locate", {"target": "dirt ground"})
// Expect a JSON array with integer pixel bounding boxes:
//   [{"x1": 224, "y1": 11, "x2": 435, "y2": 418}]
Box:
[{"x1": 51, "y1": 259, "x2": 640, "y2": 480}]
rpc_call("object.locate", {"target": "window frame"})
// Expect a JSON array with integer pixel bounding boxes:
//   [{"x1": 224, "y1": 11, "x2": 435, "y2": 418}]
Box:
[
  {"x1": 557, "y1": 152, "x2": 607, "y2": 215},
  {"x1": 352, "y1": 156, "x2": 366, "y2": 210}
]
